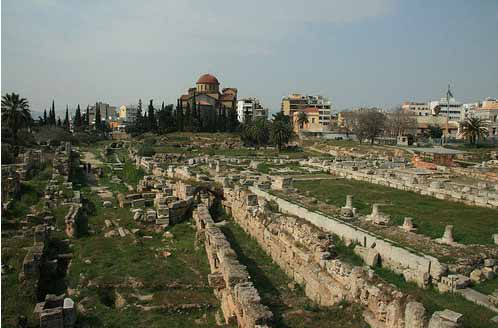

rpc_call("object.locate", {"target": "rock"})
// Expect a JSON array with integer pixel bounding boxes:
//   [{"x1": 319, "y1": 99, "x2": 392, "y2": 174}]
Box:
[
  {"x1": 404, "y1": 301, "x2": 426, "y2": 328},
  {"x1": 484, "y1": 259, "x2": 496, "y2": 267},
  {"x1": 428, "y1": 309, "x2": 462, "y2": 328},
  {"x1": 84, "y1": 259, "x2": 92, "y2": 265},
  {"x1": 482, "y1": 267, "x2": 496, "y2": 280},
  {"x1": 115, "y1": 291, "x2": 126, "y2": 310},
  {"x1": 163, "y1": 231, "x2": 174, "y2": 239},
  {"x1": 103, "y1": 201, "x2": 112, "y2": 208},
  {"x1": 470, "y1": 269, "x2": 485, "y2": 283}
]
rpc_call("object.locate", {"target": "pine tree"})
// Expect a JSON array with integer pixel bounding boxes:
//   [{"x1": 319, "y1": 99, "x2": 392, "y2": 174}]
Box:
[
  {"x1": 221, "y1": 107, "x2": 227, "y2": 132},
  {"x1": 95, "y1": 103, "x2": 101, "y2": 131},
  {"x1": 74, "y1": 104, "x2": 82, "y2": 128},
  {"x1": 63, "y1": 105, "x2": 70, "y2": 130},
  {"x1": 184, "y1": 103, "x2": 191, "y2": 131},
  {"x1": 191, "y1": 94, "x2": 199, "y2": 132},
  {"x1": 148, "y1": 99, "x2": 156, "y2": 132},
  {"x1": 176, "y1": 99, "x2": 184, "y2": 132},
  {"x1": 86, "y1": 105, "x2": 90, "y2": 126},
  {"x1": 50, "y1": 100, "x2": 56, "y2": 125},
  {"x1": 135, "y1": 99, "x2": 143, "y2": 133}
]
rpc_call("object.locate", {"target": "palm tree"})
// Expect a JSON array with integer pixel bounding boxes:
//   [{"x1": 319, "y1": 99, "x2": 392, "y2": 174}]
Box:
[
  {"x1": 460, "y1": 117, "x2": 488, "y2": 145},
  {"x1": 1, "y1": 93, "x2": 32, "y2": 145},
  {"x1": 296, "y1": 111, "x2": 309, "y2": 129},
  {"x1": 270, "y1": 112, "x2": 293, "y2": 151}
]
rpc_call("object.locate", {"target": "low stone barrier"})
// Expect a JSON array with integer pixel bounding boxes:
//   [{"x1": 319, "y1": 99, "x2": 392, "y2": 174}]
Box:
[
  {"x1": 248, "y1": 186, "x2": 445, "y2": 287},
  {"x1": 193, "y1": 204, "x2": 272, "y2": 328},
  {"x1": 224, "y1": 187, "x2": 463, "y2": 328},
  {"x1": 64, "y1": 204, "x2": 83, "y2": 238}
]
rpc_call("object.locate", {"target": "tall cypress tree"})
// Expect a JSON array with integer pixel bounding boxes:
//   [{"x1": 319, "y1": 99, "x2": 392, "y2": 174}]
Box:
[
  {"x1": 63, "y1": 105, "x2": 70, "y2": 130},
  {"x1": 57, "y1": 116, "x2": 62, "y2": 127},
  {"x1": 95, "y1": 104, "x2": 101, "y2": 131},
  {"x1": 221, "y1": 106, "x2": 227, "y2": 132},
  {"x1": 50, "y1": 100, "x2": 56, "y2": 125},
  {"x1": 176, "y1": 99, "x2": 183, "y2": 132},
  {"x1": 86, "y1": 105, "x2": 90, "y2": 126},
  {"x1": 43, "y1": 109, "x2": 47, "y2": 126},
  {"x1": 191, "y1": 93, "x2": 199, "y2": 132},
  {"x1": 135, "y1": 99, "x2": 143, "y2": 133},
  {"x1": 74, "y1": 104, "x2": 82, "y2": 128},
  {"x1": 184, "y1": 103, "x2": 191, "y2": 131},
  {"x1": 148, "y1": 99, "x2": 156, "y2": 132}
]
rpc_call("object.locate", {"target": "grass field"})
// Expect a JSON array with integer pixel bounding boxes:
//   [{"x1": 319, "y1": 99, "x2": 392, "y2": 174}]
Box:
[
  {"x1": 63, "y1": 154, "x2": 222, "y2": 327},
  {"x1": 1, "y1": 237, "x2": 39, "y2": 327},
  {"x1": 294, "y1": 179, "x2": 498, "y2": 245},
  {"x1": 375, "y1": 268, "x2": 497, "y2": 328},
  {"x1": 472, "y1": 277, "x2": 498, "y2": 295},
  {"x1": 220, "y1": 219, "x2": 368, "y2": 328}
]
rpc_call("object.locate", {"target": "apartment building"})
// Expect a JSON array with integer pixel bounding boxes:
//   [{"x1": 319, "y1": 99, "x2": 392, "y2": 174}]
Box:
[
  {"x1": 236, "y1": 98, "x2": 268, "y2": 123},
  {"x1": 401, "y1": 102, "x2": 430, "y2": 116},
  {"x1": 281, "y1": 93, "x2": 332, "y2": 129}
]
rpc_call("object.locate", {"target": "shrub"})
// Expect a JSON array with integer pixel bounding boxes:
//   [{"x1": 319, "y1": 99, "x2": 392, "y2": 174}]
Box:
[{"x1": 137, "y1": 144, "x2": 155, "y2": 157}]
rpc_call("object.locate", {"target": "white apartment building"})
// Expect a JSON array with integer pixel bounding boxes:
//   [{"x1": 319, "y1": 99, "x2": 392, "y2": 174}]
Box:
[
  {"x1": 429, "y1": 97, "x2": 464, "y2": 121},
  {"x1": 236, "y1": 98, "x2": 268, "y2": 123},
  {"x1": 401, "y1": 102, "x2": 430, "y2": 116}
]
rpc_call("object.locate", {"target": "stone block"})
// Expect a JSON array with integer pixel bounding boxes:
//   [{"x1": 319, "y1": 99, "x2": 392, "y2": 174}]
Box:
[
  {"x1": 404, "y1": 301, "x2": 426, "y2": 328},
  {"x1": 131, "y1": 198, "x2": 145, "y2": 208}
]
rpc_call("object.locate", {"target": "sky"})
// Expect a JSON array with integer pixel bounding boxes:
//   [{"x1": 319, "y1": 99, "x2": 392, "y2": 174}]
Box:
[{"x1": 2, "y1": 0, "x2": 498, "y2": 117}]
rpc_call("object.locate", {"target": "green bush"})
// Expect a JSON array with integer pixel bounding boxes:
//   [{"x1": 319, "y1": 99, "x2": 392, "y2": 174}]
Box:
[{"x1": 137, "y1": 144, "x2": 155, "y2": 157}]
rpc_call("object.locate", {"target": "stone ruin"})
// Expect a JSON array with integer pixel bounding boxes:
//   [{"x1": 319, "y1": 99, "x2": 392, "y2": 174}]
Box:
[
  {"x1": 193, "y1": 204, "x2": 272, "y2": 328},
  {"x1": 340, "y1": 194, "x2": 357, "y2": 217},
  {"x1": 34, "y1": 294, "x2": 76, "y2": 328},
  {"x1": 118, "y1": 179, "x2": 195, "y2": 228},
  {"x1": 366, "y1": 203, "x2": 390, "y2": 225},
  {"x1": 400, "y1": 217, "x2": 416, "y2": 232},
  {"x1": 19, "y1": 224, "x2": 49, "y2": 285},
  {"x1": 303, "y1": 157, "x2": 498, "y2": 209},
  {"x1": 18, "y1": 223, "x2": 78, "y2": 327},
  {"x1": 64, "y1": 204, "x2": 83, "y2": 238},
  {"x1": 1, "y1": 165, "x2": 21, "y2": 206},
  {"x1": 222, "y1": 186, "x2": 463, "y2": 328},
  {"x1": 270, "y1": 176, "x2": 293, "y2": 191},
  {"x1": 436, "y1": 225, "x2": 456, "y2": 245},
  {"x1": 52, "y1": 142, "x2": 75, "y2": 180}
]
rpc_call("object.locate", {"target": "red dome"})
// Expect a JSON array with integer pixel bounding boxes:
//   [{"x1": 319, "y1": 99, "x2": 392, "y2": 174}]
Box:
[{"x1": 196, "y1": 74, "x2": 219, "y2": 85}]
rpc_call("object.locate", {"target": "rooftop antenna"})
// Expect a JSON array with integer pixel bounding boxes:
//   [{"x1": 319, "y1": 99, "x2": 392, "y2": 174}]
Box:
[{"x1": 445, "y1": 84, "x2": 453, "y2": 144}]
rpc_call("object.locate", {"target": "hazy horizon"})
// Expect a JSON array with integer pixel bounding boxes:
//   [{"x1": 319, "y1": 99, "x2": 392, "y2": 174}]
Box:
[{"x1": 2, "y1": 0, "x2": 498, "y2": 116}]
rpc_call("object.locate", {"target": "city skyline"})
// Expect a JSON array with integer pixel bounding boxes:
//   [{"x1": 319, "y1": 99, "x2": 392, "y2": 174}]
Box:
[{"x1": 2, "y1": 0, "x2": 498, "y2": 114}]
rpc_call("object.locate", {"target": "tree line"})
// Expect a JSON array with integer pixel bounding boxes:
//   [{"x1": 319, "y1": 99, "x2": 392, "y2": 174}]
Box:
[
  {"x1": 127, "y1": 97, "x2": 239, "y2": 135},
  {"x1": 240, "y1": 112, "x2": 294, "y2": 150}
]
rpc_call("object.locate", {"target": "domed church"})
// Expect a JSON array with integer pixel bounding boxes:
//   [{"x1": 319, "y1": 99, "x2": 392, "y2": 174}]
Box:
[{"x1": 179, "y1": 74, "x2": 237, "y2": 115}]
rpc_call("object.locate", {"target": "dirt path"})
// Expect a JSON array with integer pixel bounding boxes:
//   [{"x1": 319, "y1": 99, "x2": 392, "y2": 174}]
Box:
[{"x1": 82, "y1": 151, "x2": 104, "y2": 166}]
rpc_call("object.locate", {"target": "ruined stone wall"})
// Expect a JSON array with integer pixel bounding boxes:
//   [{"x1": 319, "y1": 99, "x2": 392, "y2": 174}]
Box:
[
  {"x1": 328, "y1": 165, "x2": 498, "y2": 209},
  {"x1": 19, "y1": 225, "x2": 49, "y2": 297},
  {"x1": 64, "y1": 204, "x2": 83, "y2": 238},
  {"x1": 1, "y1": 165, "x2": 21, "y2": 203},
  {"x1": 248, "y1": 186, "x2": 445, "y2": 287},
  {"x1": 193, "y1": 205, "x2": 273, "y2": 328},
  {"x1": 224, "y1": 187, "x2": 410, "y2": 327},
  {"x1": 223, "y1": 187, "x2": 462, "y2": 328}
]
